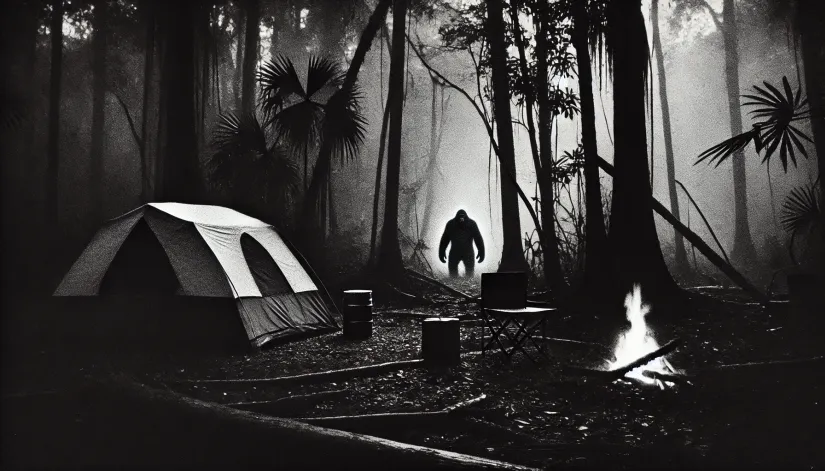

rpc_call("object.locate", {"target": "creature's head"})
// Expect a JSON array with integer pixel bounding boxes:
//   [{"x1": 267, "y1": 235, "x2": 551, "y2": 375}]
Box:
[{"x1": 455, "y1": 209, "x2": 467, "y2": 225}]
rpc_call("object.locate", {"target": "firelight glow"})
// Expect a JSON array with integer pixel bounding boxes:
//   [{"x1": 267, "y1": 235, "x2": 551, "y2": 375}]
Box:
[{"x1": 607, "y1": 285, "x2": 679, "y2": 388}]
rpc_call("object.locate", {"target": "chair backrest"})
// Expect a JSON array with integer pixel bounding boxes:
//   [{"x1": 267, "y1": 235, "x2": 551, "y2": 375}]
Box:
[{"x1": 481, "y1": 272, "x2": 527, "y2": 309}]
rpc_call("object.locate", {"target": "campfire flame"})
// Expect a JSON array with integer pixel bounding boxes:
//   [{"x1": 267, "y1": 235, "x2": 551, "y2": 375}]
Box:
[{"x1": 607, "y1": 285, "x2": 679, "y2": 388}]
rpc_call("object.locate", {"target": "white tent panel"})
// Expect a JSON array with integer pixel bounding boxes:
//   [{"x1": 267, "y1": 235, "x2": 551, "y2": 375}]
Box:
[
  {"x1": 149, "y1": 202, "x2": 270, "y2": 228},
  {"x1": 244, "y1": 228, "x2": 317, "y2": 293},
  {"x1": 194, "y1": 224, "x2": 262, "y2": 298}
]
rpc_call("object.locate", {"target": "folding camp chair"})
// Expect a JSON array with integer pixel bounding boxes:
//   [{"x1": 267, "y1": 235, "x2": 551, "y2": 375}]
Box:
[{"x1": 479, "y1": 272, "x2": 557, "y2": 363}]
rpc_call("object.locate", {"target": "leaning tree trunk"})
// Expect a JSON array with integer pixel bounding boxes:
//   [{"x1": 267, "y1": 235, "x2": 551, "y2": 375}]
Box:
[
  {"x1": 159, "y1": 0, "x2": 200, "y2": 202},
  {"x1": 605, "y1": 0, "x2": 676, "y2": 304},
  {"x1": 47, "y1": 0, "x2": 64, "y2": 232},
  {"x1": 368, "y1": 88, "x2": 391, "y2": 267},
  {"x1": 651, "y1": 0, "x2": 689, "y2": 278},
  {"x1": 722, "y1": 0, "x2": 758, "y2": 268},
  {"x1": 241, "y1": 0, "x2": 259, "y2": 115},
  {"x1": 572, "y1": 1, "x2": 609, "y2": 291},
  {"x1": 90, "y1": 0, "x2": 109, "y2": 223},
  {"x1": 377, "y1": 0, "x2": 408, "y2": 276},
  {"x1": 534, "y1": 0, "x2": 566, "y2": 294},
  {"x1": 140, "y1": 0, "x2": 156, "y2": 202},
  {"x1": 486, "y1": 0, "x2": 529, "y2": 273}
]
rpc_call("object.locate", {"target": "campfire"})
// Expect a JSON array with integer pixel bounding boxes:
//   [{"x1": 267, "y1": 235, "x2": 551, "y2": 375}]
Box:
[{"x1": 607, "y1": 285, "x2": 681, "y2": 388}]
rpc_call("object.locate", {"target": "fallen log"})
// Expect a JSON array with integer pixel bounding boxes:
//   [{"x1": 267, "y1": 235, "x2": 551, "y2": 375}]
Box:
[
  {"x1": 172, "y1": 359, "x2": 425, "y2": 388},
  {"x1": 3, "y1": 375, "x2": 533, "y2": 469},
  {"x1": 596, "y1": 157, "x2": 768, "y2": 304},
  {"x1": 227, "y1": 389, "x2": 349, "y2": 416},
  {"x1": 561, "y1": 339, "x2": 682, "y2": 381},
  {"x1": 297, "y1": 394, "x2": 487, "y2": 432}
]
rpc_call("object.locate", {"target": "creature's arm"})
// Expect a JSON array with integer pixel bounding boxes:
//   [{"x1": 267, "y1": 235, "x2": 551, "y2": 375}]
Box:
[
  {"x1": 438, "y1": 222, "x2": 451, "y2": 261},
  {"x1": 472, "y1": 222, "x2": 485, "y2": 261}
]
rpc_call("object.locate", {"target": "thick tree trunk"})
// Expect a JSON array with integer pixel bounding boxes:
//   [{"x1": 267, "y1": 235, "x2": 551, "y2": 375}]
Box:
[
  {"x1": 377, "y1": 0, "x2": 408, "y2": 276},
  {"x1": 572, "y1": 2, "x2": 609, "y2": 290},
  {"x1": 241, "y1": 0, "x2": 259, "y2": 115},
  {"x1": 486, "y1": 0, "x2": 528, "y2": 273},
  {"x1": 140, "y1": 0, "x2": 156, "y2": 202},
  {"x1": 652, "y1": 0, "x2": 689, "y2": 278},
  {"x1": 90, "y1": 0, "x2": 109, "y2": 223},
  {"x1": 159, "y1": 0, "x2": 200, "y2": 202},
  {"x1": 605, "y1": 0, "x2": 676, "y2": 303},
  {"x1": 797, "y1": 0, "x2": 825, "y2": 274},
  {"x1": 722, "y1": 0, "x2": 757, "y2": 268},
  {"x1": 533, "y1": 1, "x2": 566, "y2": 293},
  {"x1": 47, "y1": 0, "x2": 64, "y2": 231}
]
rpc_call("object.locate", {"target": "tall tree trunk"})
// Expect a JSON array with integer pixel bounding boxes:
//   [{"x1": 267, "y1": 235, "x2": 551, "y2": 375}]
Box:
[
  {"x1": 722, "y1": 0, "x2": 757, "y2": 267},
  {"x1": 368, "y1": 94, "x2": 391, "y2": 266},
  {"x1": 140, "y1": 0, "x2": 156, "y2": 202},
  {"x1": 377, "y1": 0, "x2": 408, "y2": 276},
  {"x1": 234, "y1": 3, "x2": 246, "y2": 110},
  {"x1": 47, "y1": 0, "x2": 64, "y2": 231},
  {"x1": 796, "y1": 0, "x2": 825, "y2": 274},
  {"x1": 90, "y1": 0, "x2": 109, "y2": 223},
  {"x1": 572, "y1": 1, "x2": 608, "y2": 290},
  {"x1": 241, "y1": 0, "x2": 259, "y2": 115},
  {"x1": 419, "y1": 76, "x2": 441, "y2": 244},
  {"x1": 605, "y1": 0, "x2": 676, "y2": 303},
  {"x1": 486, "y1": 0, "x2": 528, "y2": 272},
  {"x1": 159, "y1": 0, "x2": 200, "y2": 202},
  {"x1": 533, "y1": 0, "x2": 566, "y2": 293},
  {"x1": 651, "y1": 0, "x2": 689, "y2": 277}
]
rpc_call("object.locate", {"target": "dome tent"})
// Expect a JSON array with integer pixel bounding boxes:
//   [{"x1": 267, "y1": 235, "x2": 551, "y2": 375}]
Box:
[{"x1": 54, "y1": 203, "x2": 339, "y2": 348}]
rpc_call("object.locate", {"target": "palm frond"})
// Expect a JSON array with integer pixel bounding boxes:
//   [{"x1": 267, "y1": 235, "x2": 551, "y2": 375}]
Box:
[
  {"x1": 695, "y1": 128, "x2": 759, "y2": 167},
  {"x1": 208, "y1": 112, "x2": 271, "y2": 191},
  {"x1": 258, "y1": 55, "x2": 306, "y2": 117},
  {"x1": 321, "y1": 84, "x2": 367, "y2": 165},
  {"x1": 700, "y1": 76, "x2": 812, "y2": 171},
  {"x1": 780, "y1": 184, "x2": 821, "y2": 237},
  {"x1": 306, "y1": 55, "x2": 344, "y2": 99},
  {"x1": 268, "y1": 100, "x2": 323, "y2": 154}
]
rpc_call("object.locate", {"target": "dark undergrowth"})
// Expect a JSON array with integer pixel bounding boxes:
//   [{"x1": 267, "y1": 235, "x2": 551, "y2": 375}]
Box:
[{"x1": 2, "y1": 285, "x2": 823, "y2": 470}]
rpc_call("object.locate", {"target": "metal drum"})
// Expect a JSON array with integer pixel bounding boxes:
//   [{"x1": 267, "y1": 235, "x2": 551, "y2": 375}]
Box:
[{"x1": 342, "y1": 290, "x2": 373, "y2": 339}]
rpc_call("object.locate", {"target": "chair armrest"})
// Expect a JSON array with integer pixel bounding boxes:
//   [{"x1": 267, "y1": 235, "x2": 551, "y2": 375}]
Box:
[{"x1": 526, "y1": 299, "x2": 554, "y2": 308}]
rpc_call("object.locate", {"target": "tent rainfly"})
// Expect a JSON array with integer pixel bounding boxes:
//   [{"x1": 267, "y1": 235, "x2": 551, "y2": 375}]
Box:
[{"x1": 54, "y1": 203, "x2": 339, "y2": 347}]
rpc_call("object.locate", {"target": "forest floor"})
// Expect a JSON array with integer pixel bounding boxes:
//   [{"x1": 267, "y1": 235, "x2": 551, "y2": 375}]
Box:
[{"x1": 3, "y1": 282, "x2": 824, "y2": 469}]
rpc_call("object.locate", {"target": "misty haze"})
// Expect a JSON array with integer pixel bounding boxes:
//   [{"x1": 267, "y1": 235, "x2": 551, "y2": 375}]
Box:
[{"x1": 2, "y1": 0, "x2": 823, "y2": 469}]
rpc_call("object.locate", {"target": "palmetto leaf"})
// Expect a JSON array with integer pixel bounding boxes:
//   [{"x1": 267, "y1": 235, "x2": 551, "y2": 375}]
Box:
[
  {"x1": 306, "y1": 56, "x2": 344, "y2": 99},
  {"x1": 321, "y1": 84, "x2": 367, "y2": 165},
  {"x1": 699, "y1": 76, "x2": 812, "y2": 171},
  {"x1": 695, "y1": 128, "x2": 759, "y2": 167},
  {"x1": 258, "y1": 55, "x2": 306, "y2": 117},
  {"x1": 211, "y1": 111, "x2": 269, "y2": 157},
  {"x1": 269, "y1": 100, "x2": 323, "y2": 155},
  {"x1": 780, "y1": 184, "x2": 821, "y2": 237}
]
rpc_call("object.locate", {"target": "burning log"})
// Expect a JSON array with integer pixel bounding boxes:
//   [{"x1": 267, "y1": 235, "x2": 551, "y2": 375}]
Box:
[{"x1": 561, "y1": 338, "x2": 682, "y2": 382}]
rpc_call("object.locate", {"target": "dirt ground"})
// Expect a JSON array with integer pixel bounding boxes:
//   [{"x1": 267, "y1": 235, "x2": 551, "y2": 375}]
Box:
[{"x1": 3, "y1": 284, "x2": 824, "y2": 469}]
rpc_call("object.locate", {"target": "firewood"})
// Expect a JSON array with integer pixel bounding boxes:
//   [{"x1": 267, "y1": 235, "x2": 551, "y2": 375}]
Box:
[
  {"x1": 171, "y1": 359, "x2": 425, "y2": 388},
  {"x1": 227, "y1": 389, "x2": 349, "y2": 415},
  {"x1": 561, "y1": 338, "x2": 682, "y2": 381}
]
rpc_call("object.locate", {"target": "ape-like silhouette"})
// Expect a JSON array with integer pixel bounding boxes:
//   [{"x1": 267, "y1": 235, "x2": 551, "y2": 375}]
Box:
[{"x1": 438, "y1": 209, "x2": 485, "y2": 278}]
